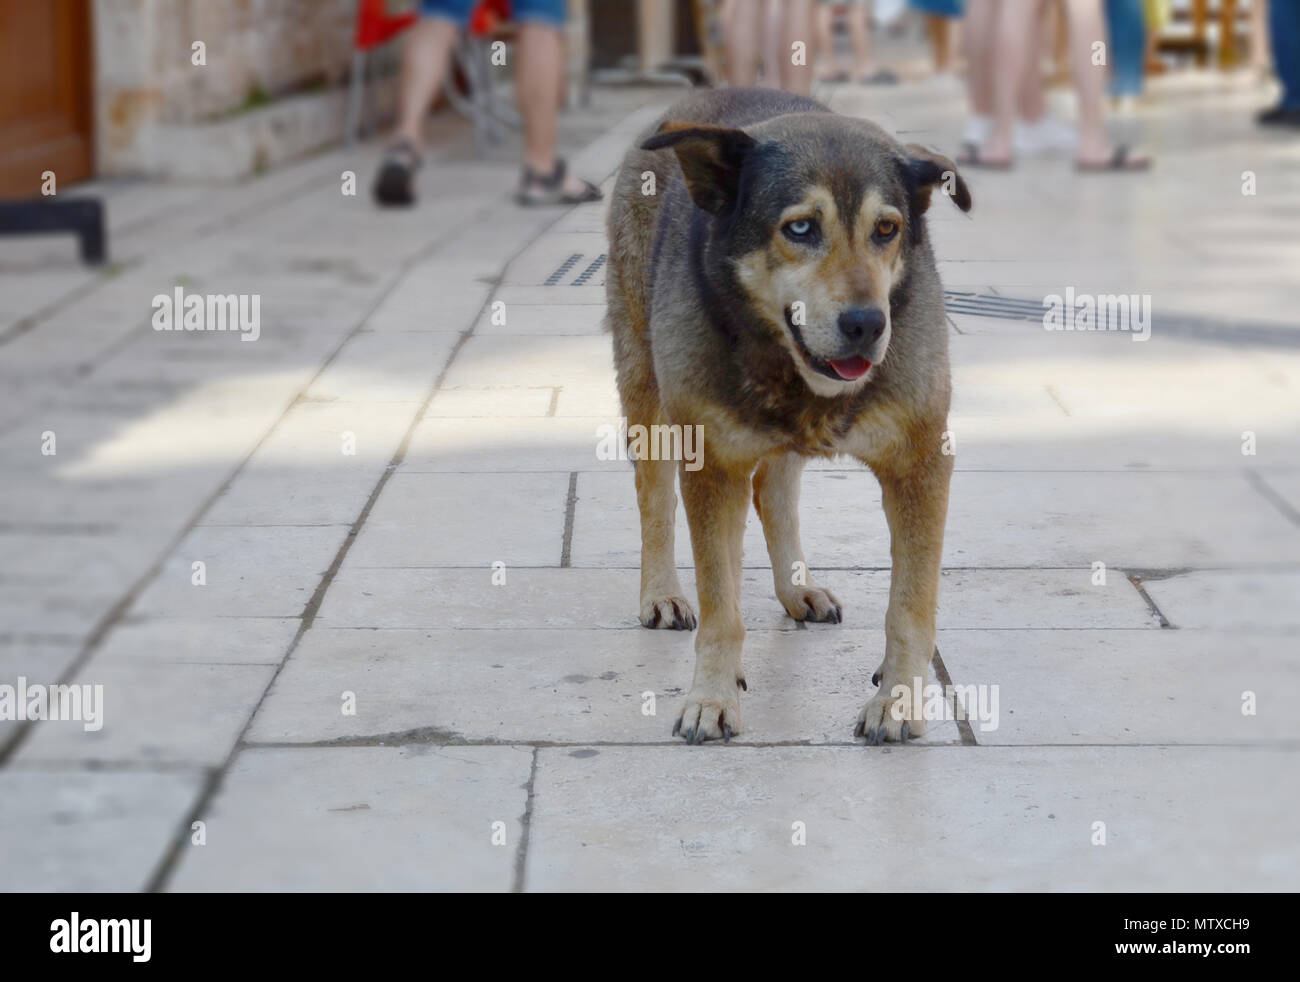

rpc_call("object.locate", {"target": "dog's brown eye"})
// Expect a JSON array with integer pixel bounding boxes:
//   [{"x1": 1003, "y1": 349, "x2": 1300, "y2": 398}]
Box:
[{"x1": 874, "y1": 219, "x2": 899, "y2": 241}]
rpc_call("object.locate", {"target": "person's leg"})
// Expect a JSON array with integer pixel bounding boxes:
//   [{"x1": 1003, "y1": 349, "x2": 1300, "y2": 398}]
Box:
[
  {"x1": 847, "y1": 1, "x2": 875, "y2": 78},
  {"x1": 779, "y1": 0, "x2": 817, "y2": 93},
  {"x1": 1104, "y1": 0, "x2": 1146, "y2": 99},
  {"x1": 980, "y1": 0, "x2": 1036, "y2": 164},
  {"x1": 1018, "y1": 0, "x2": 1046, "y2": 121},
  {"x1": 1268, "y1": 0, "x2": 1300, "y2": 109},
  {"x1": 726, "y1": 0, "x2": 762, "y2": 84},
  {"x1": 515, "y1": 22, "x2": 565, "y2": 177},
  {"x1": 513, "y1": 3, "x2": 603, "y2": 199},
  {"x1": 816, "y1": 2, "x2": 841, "y2": 79},
  {"x1": 964, "y1": 0, "x2": 995, "y2": 115},
  {"x1": 1066, "y1": 0, "x2": 1150, "y2": 165},
  {"x1": 928, "y1": 14, "x2": 952, "y2": 74},
  {"x1": 1249, "y1": 0, "x2": 1271, "y2": 76},
  {"x1": 375, "y1": 1, "x2": 468, "y2": 205},
  {"x1": 392, "y1": 6, "x2": 466, "y2": 150}
]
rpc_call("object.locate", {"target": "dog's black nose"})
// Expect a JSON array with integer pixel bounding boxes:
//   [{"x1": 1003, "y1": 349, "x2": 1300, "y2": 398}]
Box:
[{"x1": 838, "y1": 307, "x2": 886, "y2": 343}]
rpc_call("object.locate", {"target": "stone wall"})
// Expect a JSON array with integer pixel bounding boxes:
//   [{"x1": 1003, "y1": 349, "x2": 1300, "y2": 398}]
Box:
[{"x1": 94, "y1": 0, "x2": 406, "y2": 179}]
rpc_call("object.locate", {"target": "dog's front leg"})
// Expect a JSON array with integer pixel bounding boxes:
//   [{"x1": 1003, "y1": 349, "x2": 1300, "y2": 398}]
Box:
[
  {"x1": 856, "y1": 445, "x2": 952, "y2": 744},
  {"x1": 673, "y1": 458, "x2": 751, "y2": 744}
]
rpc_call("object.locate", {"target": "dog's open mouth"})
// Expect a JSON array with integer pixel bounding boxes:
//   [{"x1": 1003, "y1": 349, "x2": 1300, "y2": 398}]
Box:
[{"x1": 786, "y1": 311, "x2": 872, "y2": 382}]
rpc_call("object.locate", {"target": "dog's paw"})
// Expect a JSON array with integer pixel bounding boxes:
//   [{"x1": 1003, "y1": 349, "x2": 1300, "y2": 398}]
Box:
[
  {"x1": 778, "y1": 583, "x2": 842, "y2": 624},
  {"x1": 639, "y1": 595, "x2": 697, "y2": 630},
  {"x1": 853, "y1": 688, "x2": 927, "y2": 745},
  {"x1": 672, "y1": 685, "x2": 742, "y2": 744}
]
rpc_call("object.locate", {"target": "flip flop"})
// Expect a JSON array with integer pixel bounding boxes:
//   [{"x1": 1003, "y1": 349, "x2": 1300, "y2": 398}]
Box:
[
  {"x1": 1076, "y1": 144, "x2": 1152, "y2": 173},
  {"x1": 515, "y1": 158, "x2": 603, "y2": 207},
  {"x1": 958, "y1": 145, "x2": 1013, "y2": 170}
]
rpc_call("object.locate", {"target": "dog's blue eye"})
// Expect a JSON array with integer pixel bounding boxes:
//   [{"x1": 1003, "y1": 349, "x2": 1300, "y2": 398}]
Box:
[{"x1": 783, "y1": 219, "x2": 817, "y2": 241}]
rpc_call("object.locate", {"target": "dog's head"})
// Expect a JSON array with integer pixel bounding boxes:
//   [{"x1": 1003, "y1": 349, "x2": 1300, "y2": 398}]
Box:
[{"x1": 642, "y1": 114, "x2": 970, "y2": 396}]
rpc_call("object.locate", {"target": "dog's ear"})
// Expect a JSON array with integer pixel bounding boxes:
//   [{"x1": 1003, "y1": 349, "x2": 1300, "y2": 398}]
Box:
[
  {"x1": 641, "y1": 121, "x2": 758, "y2": 216},
  {"x1": 903, "y1": 144, "x2": 972, "y2": 213}
]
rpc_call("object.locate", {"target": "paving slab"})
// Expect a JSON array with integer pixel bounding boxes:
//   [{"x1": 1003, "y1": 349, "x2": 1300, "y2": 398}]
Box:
[
  {"x1": 313, "y1": 567, "x2": 1155, "y2": 633},
  {"x1": 440, "y1": 335, "x2": 614, "y2": 390},
  {"x1": 1141, "y1": 571, "x2": 1300, "y2": 633},
  {"x1": 524, "y1": 745, "x2": 1300, "y2": 891},
  {"x1": 937, "y1": 629, "x2": 1300, "y2": 745},
  {"x1": 166, "y1": 746, "x2": 529, "y2": 891},
  {"x1": 424, "y1": 386, "x2": 556, "y2": 418},
  {"x1": 17, "y1": 661, "x2": 276, "y2": 766},
  {"x1": 127, "y1": 525, "x2": 351, "y2": 619},
  {"x1": 199, "y1": 401, "x2": 419, "y2": 526},
  {"x1": 243, "y1": 626, "x2": 960, "y2": 747},
  {"x1": 475, "y1": 303, "x2": 606, "y2": 336},
  {"x1": 403, "y1": 415, "x2": 624, "y2": 473},
  {"x1": 569, "y1": 468, "x2": 1300, "y2": 570},
  {"x1": 0, "y1": 768, "x2": 204, "y2": 892},
  {"x1": 344, "y1": 471, "x2": 569, "y2": 568},
  {"x1": 302, "y1": 331, "x2": 460, "y2": 403}
]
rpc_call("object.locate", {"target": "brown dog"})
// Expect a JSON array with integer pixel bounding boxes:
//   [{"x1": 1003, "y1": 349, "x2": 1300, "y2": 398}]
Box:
[{"x1": 605, "y1": 87, "x2": 971, "y2": 744}]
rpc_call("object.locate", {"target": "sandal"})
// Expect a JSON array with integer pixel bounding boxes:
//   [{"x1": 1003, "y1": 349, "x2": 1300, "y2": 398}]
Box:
[
  {"x1": 373, "y1": 141, "x2": 421, "y2": 206},
  {"x1": 515, "y1": 158, "x2": 603, "y2": 207},
  {"x1": 1076, "y1": 144, "x2": 1151, "y2": 173}
]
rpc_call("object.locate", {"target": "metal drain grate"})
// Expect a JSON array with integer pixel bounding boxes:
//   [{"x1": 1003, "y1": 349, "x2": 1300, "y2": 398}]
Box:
[
  {"x1": 944, "y1": 290, "x2": 1300, "y2": 349},
  {"x1": 545, "y1": 253, "x2": 584, "y2": 286},
  {"x1": 544, "y1": 252, "x2": 606, "y2": 287},
  {"x1": 540, "y1": 257, "x2": 1299, "y2": 349}
]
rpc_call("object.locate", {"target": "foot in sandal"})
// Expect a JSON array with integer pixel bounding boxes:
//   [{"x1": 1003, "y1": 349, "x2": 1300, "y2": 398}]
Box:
[{"x1": 515, "y1": 158, "x2": 603, "y2": 207}]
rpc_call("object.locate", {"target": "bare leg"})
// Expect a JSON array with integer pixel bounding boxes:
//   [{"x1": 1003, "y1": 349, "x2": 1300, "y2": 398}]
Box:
[
  {"x1": 1065, "y1": 0, "x2": 1149, "y2": 165},
  {"x1": 982, "y1": 0, "x2": 1037, "y2": 163},
  {"x1": 1019, "y1": 0, "x2": 1046, "y2": 122},
  {"x1": 1250, "y1": 0, "x2": 1271, "y2": 76},
  {"x1": 817, "y1": 3, "x2": 844, "y2": 80},
  {"x1": 515, "y1": 22, "x2": 594, "y2": 195},
  {"x1": 726, "y1": 0, "x2": 761, "y2": 85},
  {"x1": 779, "y1": 0, "x2": 816, "y2": 94},
  {"x1": 965, "y1": 0, "x2": 997, "y2": 117},
  {"x1": 393, "y1": 18, "x2": 460, "y2": 149},
  {"x1": 847, "y1": 0, "x2": 875, "y2": 79}
]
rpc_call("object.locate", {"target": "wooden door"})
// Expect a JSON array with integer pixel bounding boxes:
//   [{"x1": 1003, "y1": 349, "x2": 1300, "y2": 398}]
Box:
[{"x1": 0, "y1": 0, "x2": 94, "y2": 197}]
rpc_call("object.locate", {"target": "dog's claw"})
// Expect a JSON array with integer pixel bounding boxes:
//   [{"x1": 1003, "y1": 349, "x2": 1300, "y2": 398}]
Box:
[
  {"x1": 737, "y1": 677, "x2": 747, "y2": 692},
  {"x1": 901, "y1": 721, "x2": 911, "y2": 742},
  {"x1": 871, "y1": 668, "x2": 881, "y2": 687},
  {"x1": 672, "y1": 716, "x2": 682, "y2": 737},
  {"x1": 723, "y1": 723, "x2": 733, "y2": 743}
]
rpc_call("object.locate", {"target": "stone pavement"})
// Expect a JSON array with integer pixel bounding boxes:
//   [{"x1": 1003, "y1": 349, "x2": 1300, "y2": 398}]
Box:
[{"x1": 2, "y1": 75, "x2": 1298, "y2": 892}]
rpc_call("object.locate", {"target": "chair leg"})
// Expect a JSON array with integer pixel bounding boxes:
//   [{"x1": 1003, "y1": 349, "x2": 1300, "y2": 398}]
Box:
[{"x1": 345, "y1": 49, "x2": 366, "y2": 146}]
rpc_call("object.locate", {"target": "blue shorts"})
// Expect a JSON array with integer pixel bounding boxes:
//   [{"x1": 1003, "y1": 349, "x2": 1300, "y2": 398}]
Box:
[{"x1": 420, "y1": 0, "x2": 566, "y2": 28}]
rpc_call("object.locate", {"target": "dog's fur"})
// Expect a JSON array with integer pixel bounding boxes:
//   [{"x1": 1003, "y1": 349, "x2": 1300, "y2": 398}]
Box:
[{"x1": 605, "y1": 88, "x2": 971, "y2": 744}]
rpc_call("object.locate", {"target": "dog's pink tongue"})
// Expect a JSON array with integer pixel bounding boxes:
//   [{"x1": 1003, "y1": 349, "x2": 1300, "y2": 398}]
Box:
[{"x1": 828, "y1": 356, "x2": 872, "y2": 381}]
